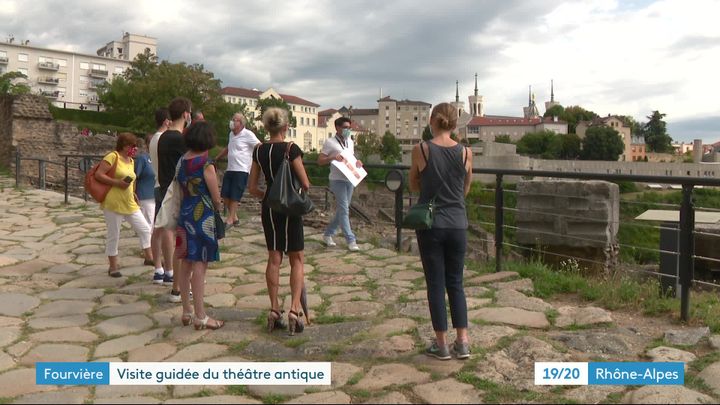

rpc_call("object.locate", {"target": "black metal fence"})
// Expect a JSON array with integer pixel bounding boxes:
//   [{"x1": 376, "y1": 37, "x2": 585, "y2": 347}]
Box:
[{"x1": 13, "y1": 152, "x2": 720, "y2": 322}]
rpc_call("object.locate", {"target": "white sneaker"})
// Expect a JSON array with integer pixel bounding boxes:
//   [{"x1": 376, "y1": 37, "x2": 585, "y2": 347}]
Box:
[
  {"x1": 348, "y1": 241, "x2": 360, "y2": 251},
  {"x1": 323, "y1": 236, "x2": 336, "y2": 247}
]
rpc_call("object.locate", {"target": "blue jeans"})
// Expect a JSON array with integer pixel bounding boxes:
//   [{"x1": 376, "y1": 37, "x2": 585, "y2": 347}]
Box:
[
  {"x1": 416, "y1": 228, "x2": 468, "y2": 331},
  {"x1": 325, "y1": 180, "x2": 356, "y2": 243}
]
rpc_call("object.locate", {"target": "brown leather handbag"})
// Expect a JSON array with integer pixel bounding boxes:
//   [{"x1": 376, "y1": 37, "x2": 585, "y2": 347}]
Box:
[{"x1": 84, "y1": 152, "x2": 118, "y2": 203}]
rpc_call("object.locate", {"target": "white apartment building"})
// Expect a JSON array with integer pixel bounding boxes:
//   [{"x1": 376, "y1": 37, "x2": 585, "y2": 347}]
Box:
[
  {"x1": 222, "y1": 87, "x2": 321, "y2": 151},
  {"x1": 0, "y1": 33, "x2": 156, "y2": 109}
]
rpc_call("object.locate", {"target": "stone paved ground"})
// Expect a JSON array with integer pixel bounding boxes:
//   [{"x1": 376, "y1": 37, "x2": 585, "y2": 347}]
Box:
[{"x1": 0, "y1": 175, "x2": 719, "y2": 404}]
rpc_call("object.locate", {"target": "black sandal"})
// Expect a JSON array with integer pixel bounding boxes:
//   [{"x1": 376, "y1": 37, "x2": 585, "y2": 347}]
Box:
[{"x1": 108, "y1": 269, "x2": 122, "y2": 278}]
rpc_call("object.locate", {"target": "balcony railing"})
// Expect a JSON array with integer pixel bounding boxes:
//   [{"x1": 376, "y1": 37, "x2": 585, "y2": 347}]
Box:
[
  {"x1": 38, "y1": 62, "x2": 60, "y2": 70},
  {"x1": 89, "y1": 68, "x2": 108, "y2": 78},
  {"x1": 38, "y1": 77, "x2": 59, "y2": 85},
  {"x1": 88, "y1": 80, "x2": 105, "y2": 89},
  {"x1": 0, "y1": 56, "x2": 8, "y2": 64},
  {"x1": 88, "y1": 96, "x2": 99, "y2": 103},
  {"x1": 41, "y1": 90, "x2": 59, "y2": 99}
]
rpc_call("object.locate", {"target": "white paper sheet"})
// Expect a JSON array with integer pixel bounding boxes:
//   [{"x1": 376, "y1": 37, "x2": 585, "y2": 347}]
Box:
[{"x1": 331, "y1": 150, "x2": 367, "y2": 187}]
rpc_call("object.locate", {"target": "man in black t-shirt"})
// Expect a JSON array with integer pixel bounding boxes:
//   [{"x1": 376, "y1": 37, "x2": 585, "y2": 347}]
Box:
[{"x1": 156, "y1": 97, "x2": 192, "y2": 303}]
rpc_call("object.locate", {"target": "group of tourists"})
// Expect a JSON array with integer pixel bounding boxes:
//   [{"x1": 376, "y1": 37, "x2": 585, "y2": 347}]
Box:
[{"x1": 92, "y1": 98, "x2": 473, "y2": 359}]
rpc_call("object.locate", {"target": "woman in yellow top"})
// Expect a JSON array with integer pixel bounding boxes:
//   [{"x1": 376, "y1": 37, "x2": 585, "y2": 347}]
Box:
[{"x1": 94, "y1": 132, "x2": 153, "y2": 277}]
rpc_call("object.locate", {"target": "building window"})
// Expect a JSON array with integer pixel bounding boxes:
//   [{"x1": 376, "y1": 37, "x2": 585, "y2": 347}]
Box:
[
  {"x1": 92, "y1": 63, "x2": 106, "y2": 70},
  {"x1": 18, "y1": 53, "x2": 28, "y2": 62},
  {"x1": 0, "y1": 51, "x2": 6, "y2": 58},
  {"x1": 300, "y1": 117, "x2": 304, "y2": 125},
  {"x1": 57, "y1": 59, "x2": 67, "y2": 67},
  {"x1": 114, "y1": 66, "x2": 124, "y2": 74},
  {"x1": 80, "y1": 62, "x2": 89, "y2": 70},
  {"x1": 18, "y1": 68, "x2": 28, "y2": 75},
  {"x1": 312, "y1": 118, "x2": 316, "y2": 126}
]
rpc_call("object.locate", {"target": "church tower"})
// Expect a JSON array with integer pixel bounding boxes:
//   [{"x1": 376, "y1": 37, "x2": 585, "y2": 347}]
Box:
[
  {"x1": 544, "y1": 79, "x2": 560, "y2": 112},
  {"x1": 450, "y1": 80, "x2": 465, "y2": 117},
  {"x1": 468, "y1": 73, "x2": 483, "y2": 117},
  {"x1": 523, "y1": 85, "x2": 539, "y2": 119}
]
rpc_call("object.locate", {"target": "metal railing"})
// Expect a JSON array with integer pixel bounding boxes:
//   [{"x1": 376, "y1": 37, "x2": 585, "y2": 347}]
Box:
[{"x1": 13, "y1": 152, "x2": 720, "y2": 322}]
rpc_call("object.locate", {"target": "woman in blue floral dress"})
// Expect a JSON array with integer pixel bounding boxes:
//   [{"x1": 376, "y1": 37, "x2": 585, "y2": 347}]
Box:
[{"x1": 176, "y1": 121, "x2": 224, "y2": 330}]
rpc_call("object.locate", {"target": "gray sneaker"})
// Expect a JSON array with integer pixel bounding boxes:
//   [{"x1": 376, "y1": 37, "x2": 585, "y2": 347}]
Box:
[
  {"x1": 452, "y1": 341, "x2": 471, "y2": 359},
  {"x1": 425, "y1": 341, "x2": 451, "y2": 360}
]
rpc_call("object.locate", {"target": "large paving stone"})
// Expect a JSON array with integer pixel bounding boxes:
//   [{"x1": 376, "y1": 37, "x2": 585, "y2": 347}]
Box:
[
  {"x1": 29, "y1": 327, "x2": 99, "y2": 343},
  {"x1": 95, "y1": 314, "x2": 154, "y2": 336},
  {"x1": 33, "y1": 300, "x2": 95, "y2": 317},
  {"x1": 550, "y1": 329, "x2": 641, "y2": 357},
  {"x1": 29, "y1": 314, "x2": 90, "y2": 329},
  {"x1": 61, "y1": 275, "x2": 126, "y2": 289},
  {"x1": 355, "y1": 363, "x2": 431, "y2": 390},
  {"x1": 555, "y1": 306, "x2": 613, "y2": 328},
  {"x1": 0, "y1": 292, "x2": 40, "y2": 316},
  {"x1": 206, "y1": 293, "x2": 237, "y2": 308},
  {"x1": 563, "y1": 386, "x2": 625, "y2": 404},
  {"x1": 697, "y1": 361, "x2": 720, "y2": 396},
  {"x1": 470, "y1": 307, "x2": 549, "y2": 328},
  {"x1": 369, "y1": 318, "x2": 417, "y2": 337},
  {"x1": 39, "y1": 288, "x2": 104, "y2": 300},
  {"x1": 12, "y1": 387, "x2": 90, "y2": 404},
  {"x1": 0, "y1": 259, "x2": 54, "y2": 276},
  {"x1": 623, "y1": 385, "x2": 715, "y2": 404},
  {"x1": 163, "y1": 395, "x2": 261, "y2": 404},
  {"x1": 646, "y1": 346, "x2": 696, "y2": 369},
  {"x1": 0, "y1": 351, "x2": 15, "y2": 372},
  {"x1": 0, "y1": 326, "x2": 21, "y2": 347},
  {"x1": 128, "y1": 342, "x2": 177, "y2": 362},
  {"x1": 412, "y1": 378, "x2": 483, "y2": 404},
  {"x1": 491, "y1": 278, "x2": 534, "y2": 292},
  {"x1": 409, "y1": 354, "x2": 464, "y2": 376},
  {"x1": 467, "y1": 271, "x2": 519, "y2": 284},
  {"x1": 495, "y1": 289, "x2": 552, "y2": 312},
  {"x1": 664, "y1": 327, "x2": 711, "y2": 346},
  {"x1": 285, "y1": 391, "x2": 351, "y2": 404},
  {"x1": 165, "y1": 343, "x2": 227, "y2": 362},
  {"x1": 94, "y1": 329, "x2": 164, "y2": 357},
  {"x1": 325, "y1": 301, "x2": 385, "y2": 318},
  {"x1": 235, "y1": 295, "x2": 270, "y2": 310},
  {"x1": 365, "y1": 392, "x2": 412, "y2": 404},
  {"x1": 711, "y1": 335, "x2": 720, "y2": 350},
  {"x1": 20, "y1": 343, "x2": 89, "y2": 365},
  {"x1": 0, "y1": 368, "x2": 57, "y2": 397},
  {"x1": 96, "y1": 301, "x2": 151, "y2": 317},
  {"x1": 94, "y1": 385, "x2": 167, "y2": 399}
]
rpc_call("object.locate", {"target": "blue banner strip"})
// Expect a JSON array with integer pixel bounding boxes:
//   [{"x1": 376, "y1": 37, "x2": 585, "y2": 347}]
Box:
[
  {"x1": 36, "y1": 362, "x2": 110, "y2": 385},
  {"x1": 588, "y1": 362, "x2": 684, "y2": 385}
]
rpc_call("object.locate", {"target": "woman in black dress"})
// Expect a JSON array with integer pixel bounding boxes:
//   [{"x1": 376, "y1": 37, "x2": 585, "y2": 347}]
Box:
[{"x1": 248, "y1": 107, "x2": 311, "y2": 335}]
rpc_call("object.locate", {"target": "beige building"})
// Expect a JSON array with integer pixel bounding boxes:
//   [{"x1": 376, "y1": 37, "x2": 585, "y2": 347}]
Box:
[
  {"x1": 221, "y1": 87, "x2": 321, "y2": 151},
  {"x1": 576, "y1": 115, "x2": 634, "y2": 162},
  {"x1": 376, "y1": 96, "x2": 431, "y2": 145},
  {"x1": 0, "y1": 33, "x2": 156, "y2": 110}
]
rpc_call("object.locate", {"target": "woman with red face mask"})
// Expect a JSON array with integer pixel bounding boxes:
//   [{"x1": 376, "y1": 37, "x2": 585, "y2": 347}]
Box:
[{"x1": 94, "y1": 132, "x2": 154, "y2": 277}]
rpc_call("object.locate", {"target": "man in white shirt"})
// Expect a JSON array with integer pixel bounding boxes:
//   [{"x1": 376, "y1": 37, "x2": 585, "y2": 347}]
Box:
[
  {"x1": 216, "y1": 112, "x2": 260, "y2": 227},
  {"x1": 318, "y1": 117, "x2": 363, "y2": 251}
]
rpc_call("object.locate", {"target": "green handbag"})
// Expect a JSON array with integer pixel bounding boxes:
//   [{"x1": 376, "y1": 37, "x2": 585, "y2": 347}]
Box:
[{"x1": 401, "y1": 197, "x2": 436, "y2": 230}]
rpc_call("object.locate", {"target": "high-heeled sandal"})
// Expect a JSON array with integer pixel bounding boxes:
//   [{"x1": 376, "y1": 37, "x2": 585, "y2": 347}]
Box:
[
  {"x1": 181, "y1": 313, "x2": 194, "y2": 326},
  {"x1": 288, "y1": 310, "x2": 305, "y2": 336},
  {"x1": 267, "y1": 309, "x2": 286, "y2": 333},
  {"x1": 194, "y1": 315, "x2": 224, "y2": 330}
]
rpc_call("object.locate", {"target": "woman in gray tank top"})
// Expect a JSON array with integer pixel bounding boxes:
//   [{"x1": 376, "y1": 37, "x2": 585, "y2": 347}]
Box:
[{"x1": 409, "y1": 103, "x2": 473, "y2": 360}]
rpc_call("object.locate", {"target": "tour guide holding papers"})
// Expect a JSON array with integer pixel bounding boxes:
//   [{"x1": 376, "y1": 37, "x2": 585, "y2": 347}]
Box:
[{"x1": 318, "y1": 117, "x2": 363, "y2": 252}]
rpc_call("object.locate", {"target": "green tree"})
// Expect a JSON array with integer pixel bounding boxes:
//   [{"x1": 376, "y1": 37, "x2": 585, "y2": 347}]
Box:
[
  {"x1": 380, "y1": 131, "x2": 402, "y2": 163},
  {"x1": 254, "y1": 97, "x2": 296, "y2": 140},
  {"x1": 99, "y1": 52, "x2": 228, "y2": 133},
  {"x1": 0, "y1": 71, "x2": 31, "y2": 95},
  {"x1": 355, "y1": 131, "x2": 381, "y2": 161},
  {"x1": 558, "y1": 133, "x2": 581, "y2": 159},
  {"x1": 580, "y1": 126, "x2": 624, "y2": 161},
  {"x1": 494, "y1": 134, "x2": 514, "y2": 144},
  {"x1": 618, "y1": 115, "x2": 642, "y2": 135},
  {"x1": 643, "y1": 110, "x2": 673, "y2": 153},
  {"x1": 543, "y1": 104, "x2": 565, "y2": 119},
  {"x1": 421, "y1": 125, "x2": 432, "y2": 141},
  {"x1": 516, "y1": 130, "x2": 561, "y2": 159},
  {"x1": 561, "y1": 105, "x2": 599, "y2": 133}
]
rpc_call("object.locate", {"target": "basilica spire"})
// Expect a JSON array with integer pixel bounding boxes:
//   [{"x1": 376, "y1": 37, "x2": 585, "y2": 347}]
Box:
[
  {"x1": 474, "y1": 73, "x2": 478, "y2": 96},
  {"x1": 455, "y1": 80, "x2": 459, "y2": 103}
]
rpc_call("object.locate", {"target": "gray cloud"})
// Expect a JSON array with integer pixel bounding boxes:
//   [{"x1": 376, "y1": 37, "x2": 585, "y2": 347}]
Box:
[
  {"x1": 668, "y1": 35, "x2": 720, "y2": 54},
  {"x1": 668, "y1": 116, "x2": 720, "y2": 143}
]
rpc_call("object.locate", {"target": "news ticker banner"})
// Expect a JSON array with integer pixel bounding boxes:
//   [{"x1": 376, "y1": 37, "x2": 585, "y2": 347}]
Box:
[
  {"x1": 36, "y1": 362, "x2": 331, "y2": 386},
  {"x1": 535, "y1": 362, "x2": 684, "y2": 385}
]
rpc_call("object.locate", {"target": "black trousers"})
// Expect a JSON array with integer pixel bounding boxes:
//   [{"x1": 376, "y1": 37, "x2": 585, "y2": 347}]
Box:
[{"x1": 416, "y1": 228, "x2": 468, "y2": 331}]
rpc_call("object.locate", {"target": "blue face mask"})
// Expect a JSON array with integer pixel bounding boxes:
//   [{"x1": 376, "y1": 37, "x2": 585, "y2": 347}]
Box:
[{"x1": 342, "y1": 128, "x2": 351, "y2": 138}]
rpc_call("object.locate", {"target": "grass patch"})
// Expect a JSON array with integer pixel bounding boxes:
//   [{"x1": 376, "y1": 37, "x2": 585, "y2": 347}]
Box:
[
  {"x1": 196, "y1": 388, "x2": 214, "y2": 397},
  {"x1": 691, "y1": 292, "x2": 720, "y2": 333},
  {"x1": 348, "y1": 389, "x2": 371, "y2": 400},
  {"x1": 284, "y1": 337, "x2": 309, "y2": 348},
  {"x1": 0, "y1": 397, "x2": 12, "y2": 404},
  {"x1": 689, "y1": 352, "x2": 720, "y2": 373},
  {"x1": 455, "y1": 371, "x2": 532, "y2": 403},
  {"x1": 545, "y1": 308, "x2": 559, "y2": 326},
  {"x1": 228, "y1": 340, "x2": 252, "y2": 354},
  {"x1": 602, "y1": 392, "x2": 624, "y2": 403},
  {"x1": 226, "y1": 385, "x2": 247, "y2": 396},
  {"x1": 313, "y1": 315, "x2": 348, "y2": 324},
  {"x1": 346, "y1": 371, "x2": 364, "y2": 386},
  {"x1": 261, "y1": 393, "x2": 289, "y2": 404}
]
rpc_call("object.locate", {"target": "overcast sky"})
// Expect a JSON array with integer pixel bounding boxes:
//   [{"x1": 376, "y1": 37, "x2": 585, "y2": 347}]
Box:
[{"x1": 2, "y1": 0, "x2": 718, "y2": 141}]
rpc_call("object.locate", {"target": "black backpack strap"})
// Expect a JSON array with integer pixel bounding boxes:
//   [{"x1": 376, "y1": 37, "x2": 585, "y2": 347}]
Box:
[{"x1": 419, "y1": 141, "x2": 429, "y2": 165}]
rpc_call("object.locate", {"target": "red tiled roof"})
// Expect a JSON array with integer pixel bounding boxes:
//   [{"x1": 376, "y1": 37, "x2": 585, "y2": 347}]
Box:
[
  {"x1": 468, "y1": 116, "x2": 542, "y2": 126},
  {"x1": 279, "y1": 94, "x2": 320, "y2": 107},
  {"x1": 221, "y1": 87, "x2": 319, "y2": 107},
  {"x1": 222, "y1": 87, "x2": 261, "y2": 98},
  {"x1": 318, "y1": 108, "x2": 338, "y2": 116},
  {"x1": 348, "y1": 108, "x2": 379, "y2": 116},
  {"x1": 378, "y1": 96, "x2": 397, "y2": 102}
]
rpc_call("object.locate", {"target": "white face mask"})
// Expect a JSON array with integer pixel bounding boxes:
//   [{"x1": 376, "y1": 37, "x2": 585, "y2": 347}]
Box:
[{"x1": 229, "y1": 120, "x2": 235, "y2": 131}]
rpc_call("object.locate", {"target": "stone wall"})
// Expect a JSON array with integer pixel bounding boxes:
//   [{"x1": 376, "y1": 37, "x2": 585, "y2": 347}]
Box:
[
  {"x1": 515, "y1": 180, "x2": 620, "y2": 273},
  {"x1": 2, "y1": 95, "x2": 116, "y2": 193}
]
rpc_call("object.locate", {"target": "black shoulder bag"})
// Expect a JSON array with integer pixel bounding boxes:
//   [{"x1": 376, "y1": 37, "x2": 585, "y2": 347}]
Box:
[{"x1": 266, "y1": 142, "x2": 315, "y2": 216}]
